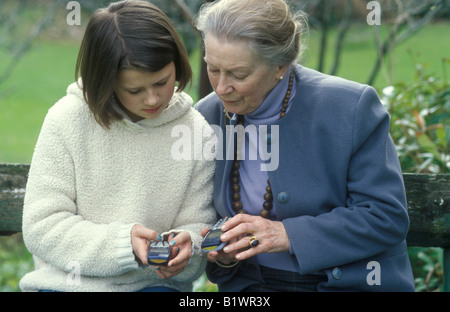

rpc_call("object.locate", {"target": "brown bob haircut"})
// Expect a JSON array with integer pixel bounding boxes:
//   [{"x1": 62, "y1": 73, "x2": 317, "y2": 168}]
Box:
[{"x1": 75, "y1": 0, "x2": 192, "y2": 128}]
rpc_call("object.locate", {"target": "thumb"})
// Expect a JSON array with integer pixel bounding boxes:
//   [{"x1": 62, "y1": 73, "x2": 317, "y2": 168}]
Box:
[{"x1": 131, "y1": 224, "x2": 158, "y2": 264}]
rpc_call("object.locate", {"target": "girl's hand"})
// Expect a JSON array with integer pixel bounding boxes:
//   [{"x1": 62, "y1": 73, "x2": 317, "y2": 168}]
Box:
[
  {"x1": 131, "y1": 224, "x2": 158, "y2": 265},
  {"x1": 156, "y1": 231, "x2": 193, "y2": 279}
]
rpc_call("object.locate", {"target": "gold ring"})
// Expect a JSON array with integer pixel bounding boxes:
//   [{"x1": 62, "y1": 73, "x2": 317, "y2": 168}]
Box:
[{"x1": 248, "y1": 235, "x2": 259, "y2": 248}]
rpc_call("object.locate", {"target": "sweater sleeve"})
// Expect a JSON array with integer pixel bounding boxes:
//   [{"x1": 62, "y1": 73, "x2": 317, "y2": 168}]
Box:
[
  {"x1": 22, "y1": 108, "x2": 139, "y2": 277},
  {"x1": 162, "y1": 120, "x2": 217, "y2": 283}
]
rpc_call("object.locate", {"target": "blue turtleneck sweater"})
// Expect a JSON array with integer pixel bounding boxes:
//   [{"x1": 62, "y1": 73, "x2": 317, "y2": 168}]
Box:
[{"x1": 225, "y1": 67, "x2": 299, "y2": 272}]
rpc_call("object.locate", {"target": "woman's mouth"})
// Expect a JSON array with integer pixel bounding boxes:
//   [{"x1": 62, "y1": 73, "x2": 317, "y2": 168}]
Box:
[{"x1": 222, "y1": 99, "x2": 239, "y2": 106}]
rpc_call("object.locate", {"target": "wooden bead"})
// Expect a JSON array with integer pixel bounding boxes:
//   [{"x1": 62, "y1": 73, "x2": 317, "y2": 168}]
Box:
[
  {"x1": 232, "y1": 201, "x2": 242, "y2": 211},
  {"x1": 260, "y1": 209, "x2": 271, "y2": 218},
  {"x1": 229, "y1": 71, "x2": 293, "y2": 219},
  {"x1": 263, "y1": 201, "x2": 273, "y2": 210}
]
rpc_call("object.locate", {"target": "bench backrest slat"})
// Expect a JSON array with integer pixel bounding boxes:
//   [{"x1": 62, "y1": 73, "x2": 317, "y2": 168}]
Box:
[
  {"x1": 0, "y1": 164, "x2": 29, "y2": 235},
  {"x1": 1, "y1": 164, "x2": 450, "y2": 243},
  {"x1": 403, "y1": 173, "x2": 450, "y2": 248},
  {"x1": 1, "y1": 163, "x2": 449, "y2": 291}
]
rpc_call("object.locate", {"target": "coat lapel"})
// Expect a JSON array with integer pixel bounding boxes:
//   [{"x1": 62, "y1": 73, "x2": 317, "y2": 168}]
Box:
[{"x1": 214, "y1": 112, "x2": 238, "y2": 217}]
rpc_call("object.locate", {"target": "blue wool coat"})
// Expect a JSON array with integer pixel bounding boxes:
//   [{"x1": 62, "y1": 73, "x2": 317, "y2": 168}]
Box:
[{"x1": 195, "y1": 65, "x2": 415, "y2": 292}]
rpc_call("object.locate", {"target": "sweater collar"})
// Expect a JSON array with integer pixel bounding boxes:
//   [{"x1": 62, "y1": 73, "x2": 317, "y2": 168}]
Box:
[
  {"x1": 113, "y1": 91, "x2": 192, "y2": 129},
  {"x1": 243, "y1": 66, "x2": 295, "y2": 126}
]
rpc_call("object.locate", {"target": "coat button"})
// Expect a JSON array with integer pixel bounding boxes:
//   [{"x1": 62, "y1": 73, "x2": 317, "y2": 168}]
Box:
[
  {"x1": 277, "y1": 192, "x2": 289, "y2": 203},
  {"x1": 332, "y1": 267, "x2": 342, "y2": 280}
]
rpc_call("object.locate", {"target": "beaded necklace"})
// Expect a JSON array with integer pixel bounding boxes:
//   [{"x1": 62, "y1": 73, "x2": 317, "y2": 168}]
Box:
[{"x1": 230, "y1": 71, "x2": 294, "y2": 218}]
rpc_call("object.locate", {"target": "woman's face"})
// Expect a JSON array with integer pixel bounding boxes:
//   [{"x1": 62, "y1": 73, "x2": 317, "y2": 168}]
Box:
[
  {"x1": 204, "y1": 34, "x2": 287, "y2": 115},
  {"x1": 114, "y1": 62, "x2": 176, "y2": 122}
]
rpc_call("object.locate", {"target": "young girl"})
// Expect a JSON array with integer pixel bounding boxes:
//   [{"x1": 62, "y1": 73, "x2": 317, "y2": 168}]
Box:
[{"x1": 20, "y1": 0, "x2": 216, "y2": 292}]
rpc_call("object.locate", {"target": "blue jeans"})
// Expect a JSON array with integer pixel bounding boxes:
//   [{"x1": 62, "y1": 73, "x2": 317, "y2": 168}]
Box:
[
  {"x1": 40, "y1": 286, "x2": 179, "y2": 292},
  {"x1": 138, "y1": 286, "x2": 179, "y2": 292}
]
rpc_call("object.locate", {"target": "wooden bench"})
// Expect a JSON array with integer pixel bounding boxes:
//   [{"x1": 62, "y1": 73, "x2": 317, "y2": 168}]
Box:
[{"x1": 1, "y1": 163, "x2": 449, "y2": 291}]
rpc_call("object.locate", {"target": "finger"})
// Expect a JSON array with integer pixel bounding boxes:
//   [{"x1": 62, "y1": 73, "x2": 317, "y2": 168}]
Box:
[
  {"x1": 155, "y1": 267, "x2": 176, "y2": 279},
  {"x1": 167, "y1": 247, "x2": 185, "y2": 267},
  {"x1": 222, "y1": 234, "x2": 263, "y2": 261},
  {"x1": 220, "y1": 221, "x2": 254, "y2": 243},
  {"x1": 201, "y1": 227, "x2": 211, "y2": 237},
  {"x1": 131, "y1": 225, "x2": 159, "y2": 264},
  {"x1": 168, "y1": 258, "x2": 189, "y2": 271},
  {"x1": 155, "y1": 268, "x2": 166, "y2": 279},
  {"x1": 168, "y1": 243, "x2": 192, "y2": 267},
  {"x1": 220, "y1": 214, "x2": 255, "y2": 232},
  {"x1": 206, "y1": 250, "x2": 219, "y2": 262},
  {"x1": 167, "y1": 232, "x2": 192, "y2": 267},
  {"x1": 235, "y1": 245, "x2": 262, "y2": 261},
  {"x1": 223, "y1": 235, "x2": 252, "y2": 254},
  {"x1": 167, "y1": 233, "x2": 178, "y2": 258},
  {"x1": 157, "y1": 258, "x2": 188, "y2": 278},
  {"x1": 168, "y1": 231, "x2": 190, "y2": 248},
  {"x1": 132, "y1": 224, "x2": 159, "y2": 241},
  {"x1": 220, "y1": 215, "x2": 265, "y2": 243}
]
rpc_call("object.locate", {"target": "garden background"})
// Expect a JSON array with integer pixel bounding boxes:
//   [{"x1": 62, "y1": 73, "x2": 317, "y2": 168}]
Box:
[{"x1": 0, "y1": 0, "x2": 449, "y2": 292}]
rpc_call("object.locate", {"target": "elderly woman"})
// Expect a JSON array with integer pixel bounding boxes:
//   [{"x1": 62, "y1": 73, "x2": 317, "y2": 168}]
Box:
[{"x1": 195, "y1": 0, "x2": 415, "y2": 292}]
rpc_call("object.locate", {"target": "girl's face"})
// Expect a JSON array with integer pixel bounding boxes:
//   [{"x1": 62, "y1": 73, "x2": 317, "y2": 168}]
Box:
[{"x1": 114, "y1": 62, "x2": 176, "y2": 122}]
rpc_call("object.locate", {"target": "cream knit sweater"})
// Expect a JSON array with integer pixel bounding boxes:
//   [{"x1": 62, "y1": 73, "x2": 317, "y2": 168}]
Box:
[{"x1": 20, "y1": 82, "x2": 217, "y2": 292}]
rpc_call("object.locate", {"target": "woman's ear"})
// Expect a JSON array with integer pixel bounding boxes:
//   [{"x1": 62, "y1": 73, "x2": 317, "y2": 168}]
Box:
[{"x1": 276, "y1": 64, "x2": 291, "y2": 80}]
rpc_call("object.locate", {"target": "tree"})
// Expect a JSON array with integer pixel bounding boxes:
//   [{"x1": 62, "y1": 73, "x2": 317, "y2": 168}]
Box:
[
  {"x1": 368, "y1": 0, "x2": 446, "y2": 85},
  {"x1": 289, "y1": 0, "x2": 446, "y2": 84},
  {"x1": 0, "y1": 1, "x2": 56, "y2": 86}
]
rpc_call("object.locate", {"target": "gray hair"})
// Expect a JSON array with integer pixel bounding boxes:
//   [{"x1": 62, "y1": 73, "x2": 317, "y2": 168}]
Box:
[{"x1": 196, "y1": 0, "x2": 308, "y2": 66}]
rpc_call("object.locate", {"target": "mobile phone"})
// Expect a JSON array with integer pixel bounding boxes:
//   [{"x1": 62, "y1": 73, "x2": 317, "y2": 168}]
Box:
[
  {"x1": 201, "y1": 217, "x2": 229, "y2": 252},
  {"x1": 147, "y1": 241, "x2": 172, "y2": 265}
]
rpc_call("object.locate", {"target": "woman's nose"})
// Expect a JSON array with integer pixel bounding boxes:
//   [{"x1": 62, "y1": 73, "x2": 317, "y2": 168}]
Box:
[{"x1": 215, "y1": 74, "x2": 233, "y2": 96}]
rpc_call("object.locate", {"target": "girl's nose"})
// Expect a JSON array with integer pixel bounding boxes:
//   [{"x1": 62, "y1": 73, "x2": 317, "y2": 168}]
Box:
[{"x1": 144, "y1": 90, "x2": 159, "y2": 106}]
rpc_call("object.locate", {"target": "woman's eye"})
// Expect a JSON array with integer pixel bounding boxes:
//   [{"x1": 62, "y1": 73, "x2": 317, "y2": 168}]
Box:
[
  {"x1": 232, "y1": 71, "x2": 249, "y2": 80},
  {"x1": 234, "y1": 75, "x2": 247, "y2": 81},
  {"x1": 208, "y1": 69, "x2": 219, "y2": 76}
]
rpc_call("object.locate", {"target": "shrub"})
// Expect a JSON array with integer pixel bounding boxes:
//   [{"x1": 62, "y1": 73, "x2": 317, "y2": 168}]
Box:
[
  {"x1": 380, "y1": 58, "x2": 449, "y2": 291},
  {"x1": 381, "y1": 57, "x2": 450, "y2": 174}
]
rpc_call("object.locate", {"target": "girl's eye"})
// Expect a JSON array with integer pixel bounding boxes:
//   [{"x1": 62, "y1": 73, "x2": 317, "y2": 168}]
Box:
[
  {"x1": 156, "y1": 80, "x2": 168, "y2": 87},
  {"x1": 128, "y1": 89, "x2": 141, "y2": 95}
]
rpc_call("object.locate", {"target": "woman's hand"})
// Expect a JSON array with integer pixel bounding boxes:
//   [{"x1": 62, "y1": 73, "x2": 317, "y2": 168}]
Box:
[
  {"x1": 219, "y1": 214, "x2": 290, "y2": 261},
  {"x1": 200, "y1": 227, "x2": 244, "y2": 265},
  {"x1": 156, "y1": 231, "x2": 193, "y2": 279}
]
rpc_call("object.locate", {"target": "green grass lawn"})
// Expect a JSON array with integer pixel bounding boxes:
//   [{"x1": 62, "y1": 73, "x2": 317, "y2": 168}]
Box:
[
  {"x1": 301, "y1": 22, "x2": 450, "y2": 87},
  {"x1": 0, "y1": 42, "x2": 79, "y2": 163},
  {"x1": 0, "y1": 21, "x2": 448, "y2": 292},
  {"x1": 1, "y1": 22, "x2": 448, "y2": 164}
]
